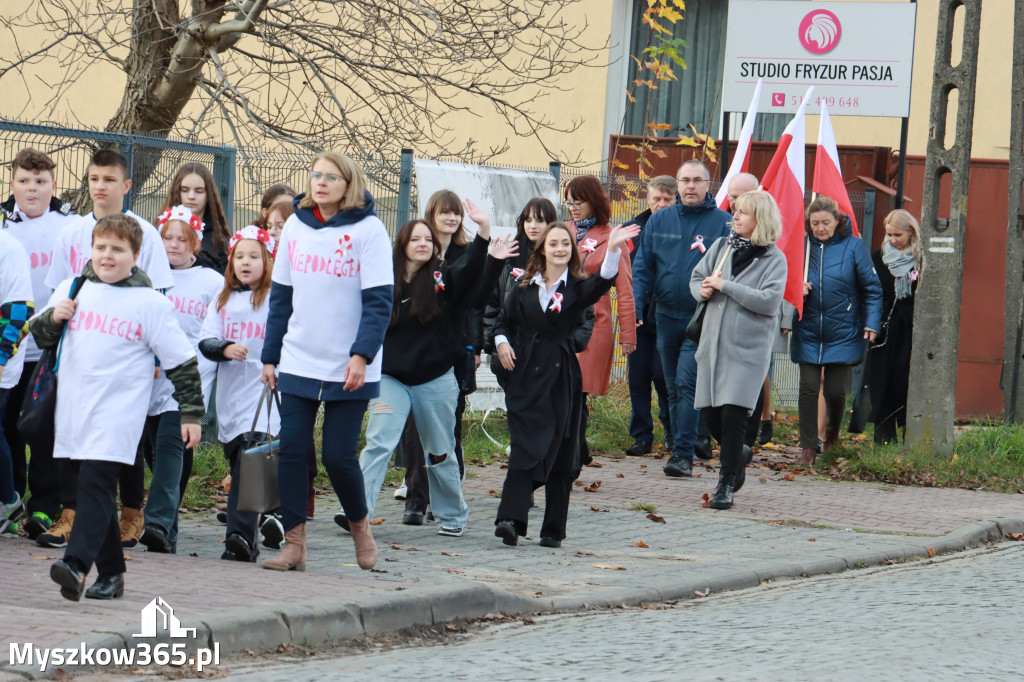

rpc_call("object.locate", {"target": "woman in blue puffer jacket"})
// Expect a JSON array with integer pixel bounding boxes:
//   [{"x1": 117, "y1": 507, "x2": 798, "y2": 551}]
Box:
[{"x1": 791, "y1": 196, "x2": 882, "y2": 465}]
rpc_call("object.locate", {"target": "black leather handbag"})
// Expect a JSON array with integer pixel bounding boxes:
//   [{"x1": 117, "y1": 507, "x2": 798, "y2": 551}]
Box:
[{"x1": 684, "y1": 245, "x2": 732, "y2": 344}]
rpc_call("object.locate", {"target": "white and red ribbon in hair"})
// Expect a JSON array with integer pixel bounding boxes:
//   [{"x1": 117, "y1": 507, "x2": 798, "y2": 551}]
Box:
[
  {"x1": 433, "y1": 270, "x2": 445, "y2": 293},
  {"x1": 548, "y1": 292, "x2": 563, "y2": 313},
  {"x1": 690, "y1": 235, "x2": 706, "y2": 253},
  {"x1": 581, "y1": 237, "x2": 598, "y2": 253},
  {"x1": 158, "y1": 205, "x2": 204, "y2": 239},
  {"x1": 229, "y1": 224, "x2": 275, "y2": 254},
  {"x1": 511, "y1": 267, "x2": 524, "y2": 278}
]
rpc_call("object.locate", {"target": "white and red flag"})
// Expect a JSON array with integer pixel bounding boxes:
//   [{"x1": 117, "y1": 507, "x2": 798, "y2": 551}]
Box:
[
  {"x1": 716, "y1": 79, "x2": 763, "y2": 212},
  {"x1": 761, "y1": 87, "x2": 814, "y2": 319},
  {"x1": 813, "y1": 102, "x2": 859, "y2": 236}
]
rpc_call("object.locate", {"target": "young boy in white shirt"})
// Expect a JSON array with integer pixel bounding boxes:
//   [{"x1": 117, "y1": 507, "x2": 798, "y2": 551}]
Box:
[
  {"x1": 1, "y1": 148, "x2": 76, "y2": 539},
  {"x1": 40, "y1": 148, "x2": 174, "y2": 550},
  {"x1": 30, "y1": 214, "x2": 203, "y2": 601}
]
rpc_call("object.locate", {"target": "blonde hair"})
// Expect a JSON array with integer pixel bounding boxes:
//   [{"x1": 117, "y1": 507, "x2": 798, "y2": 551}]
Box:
[
  {"x1": 298, "y1": 152, "x2": 369, "y2": 212},
  {"x1": 884, "y1": 209, "x2": 922, "y2": 264},
  {"x1": 732, "y1": 190, "x2": 782, "y2": 246}
]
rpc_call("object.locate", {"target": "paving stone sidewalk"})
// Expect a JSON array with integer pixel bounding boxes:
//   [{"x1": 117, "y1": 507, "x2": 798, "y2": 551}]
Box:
[{"x1": 2, "y1": 448, "x2": 1021, "y2": 676}]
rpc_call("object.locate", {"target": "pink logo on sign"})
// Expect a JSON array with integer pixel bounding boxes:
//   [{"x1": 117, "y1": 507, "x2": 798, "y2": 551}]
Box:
[
  {"x1": 799, "y1": 9, "x2": 841, "y2": 55},
  {"x1": 771, "y1": 93, "x2": 785, "y2": 107}
]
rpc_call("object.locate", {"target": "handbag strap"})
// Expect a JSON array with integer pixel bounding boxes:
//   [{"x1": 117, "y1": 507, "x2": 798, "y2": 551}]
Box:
[
  {"x1": 52, "y1": 275, "x2": 88, "y2": 374},
  {"x1": 712, "y1": 242, "x2": 733, "y2": 276},
  {"x1": 249, "y1": 383, "x2": 282, "y2": 435}
]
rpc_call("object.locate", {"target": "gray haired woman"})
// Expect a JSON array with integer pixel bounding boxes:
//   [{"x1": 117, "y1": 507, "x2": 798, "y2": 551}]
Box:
[{"x1": 689, "y1": 190, "x2": 787, "y2": 510}]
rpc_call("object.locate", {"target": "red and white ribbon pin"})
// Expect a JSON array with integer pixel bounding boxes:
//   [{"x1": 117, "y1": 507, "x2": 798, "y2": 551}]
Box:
[
  {"x1": 335, "y1": 234, "x2": 353, "y2": 259},
  {"x1": 581, "y1": 238, "x2": 598, "y2": 253},
  {"x1": 511, "y1": 267, "x2": 524, "y2": 278},
  {"x1": 690, "y1": 235, "x2": 706, "y2": 253},
  {"x1": 433, "y1": 270, "x2": 445, "y2": 292},
  {"x1": 549, "y1": 292, "x2": 563, "y2": 313},
  {"x1": 910, "y1": 270, "x2": 918, "y2": 282}
]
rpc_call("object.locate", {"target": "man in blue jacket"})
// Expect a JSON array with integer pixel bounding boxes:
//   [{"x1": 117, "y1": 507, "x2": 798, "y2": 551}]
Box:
[{"x1": 633, "y1": 160, "x2": 731, "y2": 477}]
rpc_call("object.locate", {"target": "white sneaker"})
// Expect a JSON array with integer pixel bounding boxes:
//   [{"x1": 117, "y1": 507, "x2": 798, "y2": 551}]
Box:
[
  {"x1": 438, "y1": 523, "x2": 464, "y2": 537},
  {"x1": 393, "y1": 480, "x2": 408, "y2": 500},
  {"x1": 0, "y1": 492, "x2": 25, "y2": 535}
]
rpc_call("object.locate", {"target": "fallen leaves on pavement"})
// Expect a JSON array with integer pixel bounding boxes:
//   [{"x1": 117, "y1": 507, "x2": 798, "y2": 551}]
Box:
[
  {"x1": 583, "y1": 480, "x2": 602, "y2": 492},
  {"x1": 441, "y1": 551, "x2": 462, "y2": 556},
  {"x1": 927, "y1": 547, "x2": 936, "y2": 557},
  {"x1": 634, "y1": 540, "x2": 650, "y2": 548},
  {"x1": 589, "y1": 506, "x2": 610, "y2": 512},
  {"x1": 701, "y1": 493, "x2": 711, "y2": 509},
  {"x1": 646, "y1": 512, "x2": 666, "y2": 523},
  {"x1": 616, "y1": 473, "x2": 625, "y2": 478},
  {"x1": 586, "y1": 461, "x2": 603, "y2": 468},
  {"x1": 369, "y1": 518, "x2": 386, "y2": 525},
  {"x1": 594, "y1": 563, "x2": 627, "y2": 571},
  {"x1": 1007, "y1": 532, "x2": 1024, "y2": 541}
]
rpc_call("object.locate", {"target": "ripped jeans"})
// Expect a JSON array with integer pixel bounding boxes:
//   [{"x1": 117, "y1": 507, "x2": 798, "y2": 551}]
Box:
[{"x1": 359, "y1": 370, "x2": 468, "y2": 529}]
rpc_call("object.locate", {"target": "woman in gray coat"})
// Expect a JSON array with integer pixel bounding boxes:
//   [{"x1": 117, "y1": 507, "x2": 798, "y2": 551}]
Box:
[{"x1": 690, "y1": 190, "x2": 787, "y2": 510}]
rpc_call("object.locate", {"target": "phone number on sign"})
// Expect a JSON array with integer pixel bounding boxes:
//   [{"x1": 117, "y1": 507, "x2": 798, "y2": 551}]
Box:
[{"x1": 788, "y1": 95, "x2": 860, "y2": 108}]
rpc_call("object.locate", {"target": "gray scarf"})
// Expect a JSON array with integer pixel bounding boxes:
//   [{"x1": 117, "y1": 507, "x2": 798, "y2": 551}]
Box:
[{"x1": 881, "y1": 241, "x2": 917, "y2": 300}]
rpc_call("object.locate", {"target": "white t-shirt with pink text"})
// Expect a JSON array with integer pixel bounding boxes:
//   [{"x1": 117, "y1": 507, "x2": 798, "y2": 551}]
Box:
[
  {"x1": 272, "y1": 214, "x2": 393, "y2": 384},
  {"x1": 42, "y1": 277, "x2": 196, "y2": 465},
  {"x1": 46, "y1": 210, "x2": 174, "y2": 291},
  {"x1": 199, "y1": 289, "x2": 278, "y2": 442},
  {"x1": 149, "y1": 265, "x2": 224, "y2": 415}
]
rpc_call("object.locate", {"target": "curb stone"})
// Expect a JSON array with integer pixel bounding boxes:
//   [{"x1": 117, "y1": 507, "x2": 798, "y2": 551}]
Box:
[{"x1": 5, "y1": 517, "x2": 1022, "y2": 679}]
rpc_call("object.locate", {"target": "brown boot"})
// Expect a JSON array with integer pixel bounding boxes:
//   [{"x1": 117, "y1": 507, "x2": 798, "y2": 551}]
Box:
[
  {"x1": 798, "y1": 448, "x2": 817, "y2": 466},
  {"x1": 823, "y1": 430, "x2": 840, "y2": 453},
  {"x1": 119, "y1": 507, "x2": 144, "y2": 548},
  {"x1": 349, "y1": 517, "x2": 377, "y2": 570},
  {"x1": 263, "y1": 523, "x2": 306, "y2": 571},
  {"x1": 37, "y1": 509, "x2": 76, "y2": 548}
]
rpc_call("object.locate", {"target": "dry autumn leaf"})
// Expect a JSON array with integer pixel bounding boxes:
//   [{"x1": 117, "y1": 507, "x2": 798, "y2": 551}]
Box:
[
  {"x1": 701, "y1": 493, "x2": 711, "y2": 509},
  {"x1": 369, "y1": 518, "x2": 386, "y2": 525},
  {"x1": 589, "y1": 506, "x2": 610, "y2": 512},
  {"x1": 927, "y1": 547, "x2": 936, "y2": 557},
  {"x1": 441, "y1": 551, "x2": 462, "y2": 556},
  {"x1": 586, "y1": 461, "x2": 603, "y2": 468},
  {"x1": 389, "y1": 544, "x2": 419, "y2": 551},
  {"x1": 594, "y1": 564, "x2": 628, "y2": 571},
  {"x1": 783, "y1": 474, "x2": 796, "y2": 481},
  {"x1": 616, "y1": 473, "x2": 625, "y2": 478},
  {"x1": 445, "y1": 567, "x2": 465, "y2": 574},
  {"x1": 635, "y1": 541, "x2": 650, "y2": 548},
  {"x1": 647, "y1": 513, "x2": 666, "y2": 523},
  {"x1": 1006, "y1": 532, "x2": 1024, "y2": 541},
  {"x1": 694, "y1": 589, "x2": 709, "y2": 598},
  {"x1": 583, "y1": 481, "x2": 602, "y2": 492}
]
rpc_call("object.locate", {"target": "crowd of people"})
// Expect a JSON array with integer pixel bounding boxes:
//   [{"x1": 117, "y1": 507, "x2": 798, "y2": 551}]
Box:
[{"x1": 0, "y1": 148, "x2": 922, "y2": 601}]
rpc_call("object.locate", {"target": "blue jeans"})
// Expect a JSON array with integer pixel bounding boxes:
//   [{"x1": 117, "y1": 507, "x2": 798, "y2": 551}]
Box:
[
  {"x1": 627, "y1": 330, "x2": 671, "y2": 446},
  {"x1": 0, "y1": 390, "x2": 15, "y2": 504},
  {"x1": 142, "y1": 411, "x2": 184, "y2": 543},
  {"x1": 360, "y1": 371, "x2": 468, "y2": 529},
  {"x1": 279, "y1": 395, "x2": 368, "y2": 532},
  {"x1": 655, "y1": 314, "x2": 699, "y2": 462}
]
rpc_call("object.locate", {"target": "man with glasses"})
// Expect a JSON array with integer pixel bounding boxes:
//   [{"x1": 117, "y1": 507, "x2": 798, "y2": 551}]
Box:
[{"x1": 632, "y1": 160, "x2": 730, "y2": 477}]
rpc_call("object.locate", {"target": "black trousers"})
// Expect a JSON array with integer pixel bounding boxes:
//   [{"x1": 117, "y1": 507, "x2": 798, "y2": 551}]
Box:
[
  {"x1": 2, "y1": 362, "x2": 61, "y2": 518},
  {"x1": 223, "y1": 435, "x2": 258, "y2": 550},
  {"x1": 798, "y1": 364, "x2": 851, "y2": 449},
  {"x1": 65, "y1": 460, "x2": 126, "y2": 578},
  {"x1": 701, "y1": 404, "x2": 749, "y2": 484},
  {"x1": 578, "y1": 393, "x2": 591, "y2": 465},
  {"x1": 496, "y1": 468, "x2": 573, "y2": 541},
  {"x1": 700, "y1": 385, "x2": 765, "y2": 448}
]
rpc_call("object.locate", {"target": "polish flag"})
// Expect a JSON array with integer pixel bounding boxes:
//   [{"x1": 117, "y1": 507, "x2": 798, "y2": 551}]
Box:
[
  {"x1": 716, "y1": 79, "x2": 763, "y2": 211},
  {"x1": 813, "y1": 102, "x2": 859, "y2": 236},
  {"x1": 761, "y1": 87, "x2": 814, "y2": 319}
]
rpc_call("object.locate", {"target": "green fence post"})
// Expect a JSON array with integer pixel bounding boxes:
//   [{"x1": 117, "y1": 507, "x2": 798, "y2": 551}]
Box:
[
  {"x1": 214, "y1": 146, "x2": 237, "y2": 227},
  {"x1": 120, "y1": 140, "x2": 135, "y2": 212},
  {"x1": 549, "y1": 161, "x2": 561, "y2": 190},
  {"x1": 396, "y1": 148, "x2": 413, "y2": 229}
]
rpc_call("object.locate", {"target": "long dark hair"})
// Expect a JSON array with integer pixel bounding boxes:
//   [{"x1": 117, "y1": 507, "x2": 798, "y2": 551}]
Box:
[
  {"x1": 163, "y1": 163, "x2": 230, "y2": 255},
  {"x1": 515, "y1": 197, "x2": 558, "y2": 244},
  {"x1": 520, "y1": 222, "x2": 585, "y2": 287},
  {"x1": 423, "y1": 190, "x2": 468, "y2": 249},
  {"x1": 254, "y1": 183, "x2": 296, "y2": 228},
  {"x1": 391, "y1": 220, "x2": 441, "y2": 326}
]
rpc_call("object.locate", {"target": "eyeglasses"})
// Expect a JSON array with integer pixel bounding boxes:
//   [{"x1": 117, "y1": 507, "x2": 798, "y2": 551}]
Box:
[
  {"x1": 677, "y1": 176, "x2": 709, "y2": 185},
  {"x1": 564, "y1": 201, "x2": 587, "y2": 209},
  {"x1": 311, "y1": 171, "x2": 344, "y2": 183}
]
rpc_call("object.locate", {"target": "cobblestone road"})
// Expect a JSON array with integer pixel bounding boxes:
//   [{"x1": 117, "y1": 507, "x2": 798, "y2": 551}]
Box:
[{"x1": 210, "y1": 544, "x2": 1024, "y2": 681}]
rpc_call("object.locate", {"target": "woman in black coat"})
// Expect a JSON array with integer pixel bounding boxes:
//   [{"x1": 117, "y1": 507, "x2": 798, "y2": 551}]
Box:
[
  {"x1": 481, "y1": 197, "x2": 595, "y2": 389},
  {"x1": 864, "y1": 209, "x2": 921, "y2": 445},
  {"x1": 492, "y1": 221, "x2": 640, "y2": 548}
]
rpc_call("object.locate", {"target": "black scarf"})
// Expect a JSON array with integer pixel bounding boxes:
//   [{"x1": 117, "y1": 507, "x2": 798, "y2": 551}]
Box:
[{"x1": 727, "y1": 230, "x2": 767, "y2": 275}]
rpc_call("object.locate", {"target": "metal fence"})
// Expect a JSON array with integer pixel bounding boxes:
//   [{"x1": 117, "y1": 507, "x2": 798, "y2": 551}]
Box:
[{"x1": 0, "y1": 119, "x2": 870, "y2": 403}]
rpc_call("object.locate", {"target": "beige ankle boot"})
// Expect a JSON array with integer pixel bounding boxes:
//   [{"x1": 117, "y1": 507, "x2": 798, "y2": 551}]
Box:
[
  {"x1": 262, "y1": 523, "x2": 306, "y2": 571},
  {"x1": 348, "y1": 517, "x2": 377, "y2": 570},
  {"x1": 119, "y1": 507, "x2": 144, "y2": 548}
]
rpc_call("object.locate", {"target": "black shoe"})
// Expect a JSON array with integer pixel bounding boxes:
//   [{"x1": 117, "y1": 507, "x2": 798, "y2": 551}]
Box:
[
  {"x1": 260, "y1": 515, "x2": 285, "y2": 549},
  {"x1": 225, "y1": 533, "x2": 257, "y2": 563},
  {"x1": 140, "y1": 524, "x2": 174, "y2": 553},
  {"x1": 495, "y1": 520, "x2": 518, "y2": 546},
  {"x1": 85, "y1": 573, "x2": 124, "y2": 600},
  {"x1": 758, "y1": 419, "x2": 774, "y2": 445},
  {"x1": 625, "y1": 441, "x2": 653, "y2": 457},
  {"x1": 732, "y1": 445, "x2": 753, "y2": 492},
  {"x1": 50, "y1": 560, "x2": 86, "y2": 602},
  {"x1": 538, "y1": 536, "x2": 561, "y2": 548},
  {"x1": 693, "y1": 436, "x2": 713, "y2": 461},
  {"x1": 216, "y1": 509, "x2": 228, "y2": 524},
  {"x1": 663, "y1": 455, "x2": 693, "y2": 477},
  {"x1": 710, "y1": 480, "x2": 735, "y2": 510},
  {"x1": 402, "y1": 511, "x2": 425, "y2": 526},
  {"x1": 334, "y1": 513, "x2": 350, "y2": 533},
  {"x1": 23, "y1": 512, "x2": 52, "y2": 540}
]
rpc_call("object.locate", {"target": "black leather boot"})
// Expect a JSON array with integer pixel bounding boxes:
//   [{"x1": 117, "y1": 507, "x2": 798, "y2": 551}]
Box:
[
  {"x1": 85, "y1": 573, "x2": 125, "y2": 600},
  {"x1": 50, "y1": 559, "x2": 86, "y2": 602},
  {"x1": 710, "y1": 479, "x2": 735, "y2": 510}
]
